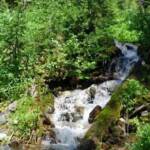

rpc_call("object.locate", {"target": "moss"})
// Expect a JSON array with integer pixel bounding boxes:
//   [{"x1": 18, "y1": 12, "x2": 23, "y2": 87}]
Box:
[
  {"x1": 85, "y1": 79, "x2": 149, "y2": 141},
  {"x1": 84, "y1": 79, "x2": 150, "y2": 150},
  {"x1": 85, "y1": 86, "x2": 122, "y2": 140}
]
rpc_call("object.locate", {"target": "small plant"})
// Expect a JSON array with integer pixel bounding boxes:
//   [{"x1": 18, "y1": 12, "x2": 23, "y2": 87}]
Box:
[
  {"x1": 131, "y1": 124, "x2": 150, "y2": 150},
  {"x1": 113, "y1": 79, "x2": 148, "y2": 135}
]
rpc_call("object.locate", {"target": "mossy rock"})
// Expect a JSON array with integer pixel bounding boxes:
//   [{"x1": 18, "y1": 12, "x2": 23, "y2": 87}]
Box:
[
  {"x1": 84, "y1": 79, "x2": 150, "y2": 149},
  {"x1": 85, "y1": 86, "x2": 122, "y2": 140}
]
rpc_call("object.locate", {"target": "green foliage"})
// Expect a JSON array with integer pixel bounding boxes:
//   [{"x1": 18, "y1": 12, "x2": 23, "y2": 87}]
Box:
[
  {"x1": 10, "y1": 97, "x2": 40, "y2": 136},
  {"x1": 118, "y1": 79, "x2": 148, "y2": 112},
  {"x1": 131, "y1": 124, "x2": 150, "y2": 150},
  {"x1": 0, "y1": 78, "x2": 30, "y2": 101},
  {"x1": 135, "y1": 3, "x2": 150, "y2": 47},
  {"x1": 108, "y1": 0, "x2": 140, "y2": 42},
  {"x1": 0, "y1": 0, "x2": 149, "y2": 102},
  {"x1": 10, "y1": 93, "x2": 53, "y2": 138}
]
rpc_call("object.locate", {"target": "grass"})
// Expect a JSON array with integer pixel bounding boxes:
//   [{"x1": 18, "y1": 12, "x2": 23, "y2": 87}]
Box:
[{"x1": 9, "y1": 93, "x2": 54, "y2": 141}]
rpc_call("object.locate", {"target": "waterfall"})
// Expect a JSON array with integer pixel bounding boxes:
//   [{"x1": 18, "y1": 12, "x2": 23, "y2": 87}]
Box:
[{"x1": 50, "y1": 41, "x2": 139, "y2": 150}]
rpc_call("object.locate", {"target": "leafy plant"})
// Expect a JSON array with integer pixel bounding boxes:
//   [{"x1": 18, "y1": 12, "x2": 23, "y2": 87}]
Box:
[
  {"x1": 121, "y1": 79, "x2": 148, "y2": 112},
  {"x1": 131, "y1": 124, "x2": 150, "y2": 150}
]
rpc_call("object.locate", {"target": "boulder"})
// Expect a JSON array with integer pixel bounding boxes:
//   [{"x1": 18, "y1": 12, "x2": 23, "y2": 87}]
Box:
[
  {"x1": 88, "y1": 105, "x2": 102, "y2": 123},
  {"x1": 72, "y1": 113, "x2": 83, "y2": 122},
  {"x1": 89, "y1": 86, "x2": 96, "y2": 99},
  {"x1": 87, "y1": 86, "x2": 96, "y2": 103},
  {"x1": 61, "y1": 113, "x2": 70, "y2": 122}
]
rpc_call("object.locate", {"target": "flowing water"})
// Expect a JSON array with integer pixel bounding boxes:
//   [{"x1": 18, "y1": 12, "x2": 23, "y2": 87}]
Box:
[
  {"x1": 0, "y1": 41, "x2": 139, "y2": 150},
  {"x1": 50, "y1": 41, "x2": 139, "y2": 150}
]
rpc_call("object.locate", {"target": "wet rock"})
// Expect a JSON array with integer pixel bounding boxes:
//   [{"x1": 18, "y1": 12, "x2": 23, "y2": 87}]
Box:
[
  {"x1": 89, "y1": 86, "x2": 96, "y2": 99},
  {"x1": 0, "y1": 114, "x2": 7, "y2": 125},
  {"x1": 0, "y1": 133, "x2": 8, "y2": 141},
  {"x1": 88, "y1": 105, "x2": 102, "y2": 123},
  {"x1": 72, "y1": 113, "x2": 83, "y2": 122},
  {"x1": 61, "y1": 113, "x2": 70, "y2": 122},
  {"x1": 77, "y1": 139, "x2": 96, "y2": 150},
  {"x1": 87, "y1": 86, "x2": 96, "y2": 103},
  {"x1": 8, "y1": 101, "x2": 17, "y2": 112},
  {"x1": 49, "y1": 138, "x2": 56, "y2": 144},
  {"x1": 75, "y1": 106, "x2": 84, "y2": 114}
]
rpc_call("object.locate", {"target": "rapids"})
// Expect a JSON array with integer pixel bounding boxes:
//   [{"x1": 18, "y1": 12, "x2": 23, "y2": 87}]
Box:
[{"x1": 50, "y1": 41, "x2": 139, "y2": 150}]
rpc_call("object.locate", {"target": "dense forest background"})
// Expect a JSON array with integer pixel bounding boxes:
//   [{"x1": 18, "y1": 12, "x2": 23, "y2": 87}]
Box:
[
  {"x1": 0, "y1": 0, "x2": 150, "y2": 149},
  {"x1": 1, "y1": 0, "x2": 150, "y2": 101}
]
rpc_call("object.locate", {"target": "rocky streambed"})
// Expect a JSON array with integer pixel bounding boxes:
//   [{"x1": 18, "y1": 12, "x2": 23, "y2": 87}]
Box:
[{"x1": 1, "y1": 41, "x2": 146, "y2": 150}]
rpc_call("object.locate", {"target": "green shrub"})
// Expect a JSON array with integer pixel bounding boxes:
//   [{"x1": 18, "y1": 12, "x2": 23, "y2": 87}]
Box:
[
  {"x1": 119, "y1": 79, "x2": 148, "y2": 112},
  {"x1": 131, "y1": 124, "x2": 150, "y2": 150}
]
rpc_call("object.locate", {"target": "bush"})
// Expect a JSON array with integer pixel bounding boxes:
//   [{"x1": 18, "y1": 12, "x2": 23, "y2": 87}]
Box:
[
  {"x1": 0, "y1": 0, "x2": 146, "y2": 101},
  {"x1": 119, "y1": 79, "x2": 148, "y2": 113},
  {"x1": 131, "y1": 124, "x2": 150, "y2": 150}
]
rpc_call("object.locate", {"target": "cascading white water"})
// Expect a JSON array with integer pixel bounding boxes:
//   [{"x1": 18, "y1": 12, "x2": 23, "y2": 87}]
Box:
[{"x1": 50, "y1": 41, "x2": 139, "y2": 150}]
